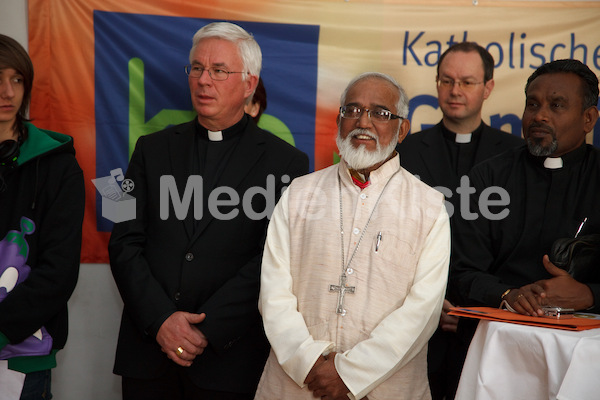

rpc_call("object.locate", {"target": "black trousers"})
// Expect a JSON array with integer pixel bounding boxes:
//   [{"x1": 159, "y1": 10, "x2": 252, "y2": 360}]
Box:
[
  {"x1": 122, "y1": 365, "x2": 254, "y2": 400},
  {"x1": 428, "y1": 318, "x2": 479, "y2": 400}
]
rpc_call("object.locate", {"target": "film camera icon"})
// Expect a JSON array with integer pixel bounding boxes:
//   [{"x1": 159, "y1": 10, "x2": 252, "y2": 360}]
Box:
[
  {"x1": 92, "y1": 168, "x2": 136, "y2": 223},
  {"x1": 104, "y1": 168, "x2": 134, "y2": 199}
]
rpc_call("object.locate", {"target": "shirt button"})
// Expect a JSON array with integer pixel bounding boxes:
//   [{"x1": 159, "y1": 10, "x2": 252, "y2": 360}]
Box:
[
  {"x1": 174, "y1": 292, "x2": 181, "y2": 301},
  {"x1": 360, "y1": 193, "x2": 367, "y2": 200},
  {"x1": 347, "y1": 268, "x2": 354, "y2": 275},
  {"x1": 185, "y1": 252, "x2": 194, "y2": 262},
  {"x1": 353, "y1": 228, "x2": 360, "y2": 235}
]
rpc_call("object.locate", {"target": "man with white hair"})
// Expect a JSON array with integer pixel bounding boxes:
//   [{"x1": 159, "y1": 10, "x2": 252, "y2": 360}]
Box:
[
  {"x1": 255, "y1": 72, "x2": 450, "y2": 400},
  {"x1": 109, "y1": 22, "x2": 308, "y2": 400}
]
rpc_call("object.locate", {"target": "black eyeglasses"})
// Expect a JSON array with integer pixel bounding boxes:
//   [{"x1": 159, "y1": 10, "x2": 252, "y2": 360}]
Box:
[
  {"x1": 339, "y1": 105, "x2": 404, "y2": 122},
  {"x1": 184, "y1": 64, "x2": 247, "y2": 81}
]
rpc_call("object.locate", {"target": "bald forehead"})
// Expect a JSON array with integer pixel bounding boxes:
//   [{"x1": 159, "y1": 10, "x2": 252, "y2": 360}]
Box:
[
  {"x1": 349, "y1": 76, "x2": 396, "y2": 92},
  {"x1": 345, "y1": 77, "x2": 399, "y2": 107}
]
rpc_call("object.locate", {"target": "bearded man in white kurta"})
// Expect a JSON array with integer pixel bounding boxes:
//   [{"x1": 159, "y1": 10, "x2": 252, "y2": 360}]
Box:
[{"x1": 255, "y1": 72, "x2": 450, "y2": 400}]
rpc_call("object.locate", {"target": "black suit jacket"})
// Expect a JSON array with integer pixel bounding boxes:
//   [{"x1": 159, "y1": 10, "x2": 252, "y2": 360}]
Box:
[
  {"x1": 397, "y1": 121, "x2": 524, "y2": 220},
  {"x1": 108, "y1": 117, "x2": 309, "y2": 393},
  {"x1": 397, "y1": 121, "x2": 524, "y2": 304}
]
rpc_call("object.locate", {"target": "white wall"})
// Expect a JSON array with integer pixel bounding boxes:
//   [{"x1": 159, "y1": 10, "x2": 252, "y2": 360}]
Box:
[
  {"x1": 0, "y1": 3, "x2": 123, "y2": 398},
  {"x1": 52, "y1": 266, "x2": 123, "y2": 399}
]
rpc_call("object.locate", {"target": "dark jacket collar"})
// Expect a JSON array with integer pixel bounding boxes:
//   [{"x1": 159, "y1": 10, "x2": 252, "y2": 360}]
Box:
[{"x1": 194, "y1": 114, "x2": 249, "y2": 142}]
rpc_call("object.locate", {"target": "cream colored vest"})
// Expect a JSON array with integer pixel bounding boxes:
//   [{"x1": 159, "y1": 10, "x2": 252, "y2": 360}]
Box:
[{"x1": 257, "y1": 157, "x2": 443, "y2": 400}]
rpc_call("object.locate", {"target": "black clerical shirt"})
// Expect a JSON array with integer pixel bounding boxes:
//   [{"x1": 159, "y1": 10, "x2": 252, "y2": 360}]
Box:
[
  {"x1": 441, "y1": 123, "x2": 482, "y2": 177},
  {"x1": 193, "y1": 116, "x2": 245, "y2": 230},
  {"x1": 451, "y1": 143, "x2": 600, "y2": 313}
]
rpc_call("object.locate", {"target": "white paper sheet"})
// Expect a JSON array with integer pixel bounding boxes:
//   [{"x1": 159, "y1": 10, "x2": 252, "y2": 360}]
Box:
[{"x1": 0, "y1": 360, "x2": 25, "y2": 400}]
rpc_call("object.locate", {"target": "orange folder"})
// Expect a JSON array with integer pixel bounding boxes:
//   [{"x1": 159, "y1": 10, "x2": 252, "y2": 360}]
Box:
[{"x1": 448, "y1": 307, "x2": 600, "y2": 331}]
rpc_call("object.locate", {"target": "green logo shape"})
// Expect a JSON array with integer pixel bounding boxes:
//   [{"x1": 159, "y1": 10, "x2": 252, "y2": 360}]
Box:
[
  {"x1": 128, "y1": 57, "x2": 195, "y2": 158},
  {"x1": 257, "y1": 114, "x2": 295, "y2": 146}
]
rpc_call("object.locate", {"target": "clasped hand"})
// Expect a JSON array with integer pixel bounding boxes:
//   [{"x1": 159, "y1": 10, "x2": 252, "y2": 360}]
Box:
[
  {"x1": 156, "y1": 311, "x2": 208, "y2": 367},
  {"x1": 305, "y1": 353, "x2": 368, "y2": 400},
  {"x1": 506, "y1": 255, "x2": 594, "y2": 316}
]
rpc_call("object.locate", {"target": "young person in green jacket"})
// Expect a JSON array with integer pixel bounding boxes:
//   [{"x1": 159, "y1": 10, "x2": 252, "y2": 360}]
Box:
[{"x1": 0, "y1": 33, "x2": 84, "y2": 399}]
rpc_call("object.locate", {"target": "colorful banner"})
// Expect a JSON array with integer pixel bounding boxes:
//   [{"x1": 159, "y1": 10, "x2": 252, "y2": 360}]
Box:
[{"x1": 28, "y1": 0, "x2": 600, "y2": 263}]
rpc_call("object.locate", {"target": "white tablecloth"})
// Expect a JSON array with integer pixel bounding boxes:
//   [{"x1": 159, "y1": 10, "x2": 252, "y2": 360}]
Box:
[{"x1": 455, "y1": 320, "x2": 600, "y2": 400}]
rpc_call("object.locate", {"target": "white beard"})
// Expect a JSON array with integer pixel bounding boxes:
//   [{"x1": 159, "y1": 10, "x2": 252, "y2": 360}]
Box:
[{"x1": 336, "y1": 128, "x2": 399, "y2": 171}]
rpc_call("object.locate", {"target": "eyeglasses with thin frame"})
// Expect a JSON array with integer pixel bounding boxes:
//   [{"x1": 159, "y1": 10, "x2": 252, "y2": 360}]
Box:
[
  {"x1": 184, "y1": 64, "x2": 247, "y2": 81},
  {"x1": 339, "y1": 105, "x2": 404, "y2": 123},
  {"x1": 436, "y1": 78, "x2": 484, "y2": 91}
]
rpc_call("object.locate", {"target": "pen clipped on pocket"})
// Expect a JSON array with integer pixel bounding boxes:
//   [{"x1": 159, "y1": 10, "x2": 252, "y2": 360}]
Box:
[{"x1": 375, "y1": 231, "x2": 382, "y2": 253}]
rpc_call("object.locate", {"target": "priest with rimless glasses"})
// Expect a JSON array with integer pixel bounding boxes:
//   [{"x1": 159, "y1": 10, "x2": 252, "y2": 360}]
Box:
[{"x1": 255, "y1": 72, "x2": 450, "y2": 400}]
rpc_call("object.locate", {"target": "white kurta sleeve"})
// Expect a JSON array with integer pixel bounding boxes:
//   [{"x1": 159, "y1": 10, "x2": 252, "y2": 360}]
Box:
[
  {"x1": 259, "y1": 188, "x2": 335, "y2": 387},
  {"x1": 336, "y1": 205, "x2": 451, "y2": 400}
]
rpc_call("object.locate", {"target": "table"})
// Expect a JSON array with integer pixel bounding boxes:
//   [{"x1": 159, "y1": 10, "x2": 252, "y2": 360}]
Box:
[{"x1": 455, "y1": 320, "x2": 600, "y2": 400}]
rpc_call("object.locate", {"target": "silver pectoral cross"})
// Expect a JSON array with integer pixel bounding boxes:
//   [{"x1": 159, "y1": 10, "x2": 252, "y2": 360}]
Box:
[{"x1": 329, "y1": 273, "x2": 356, "y2": 316}]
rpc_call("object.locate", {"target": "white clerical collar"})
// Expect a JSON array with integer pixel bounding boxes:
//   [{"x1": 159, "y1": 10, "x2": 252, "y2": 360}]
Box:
[
  {"x1": 455, "y1": 133, "x2": 472, "y2": 143},
  {"x1": 544, "y1": 157, "x2": 563, "y2": 169},
  {"x1": 208, "y1": 130, "x2": 223, "y2": 141}
]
